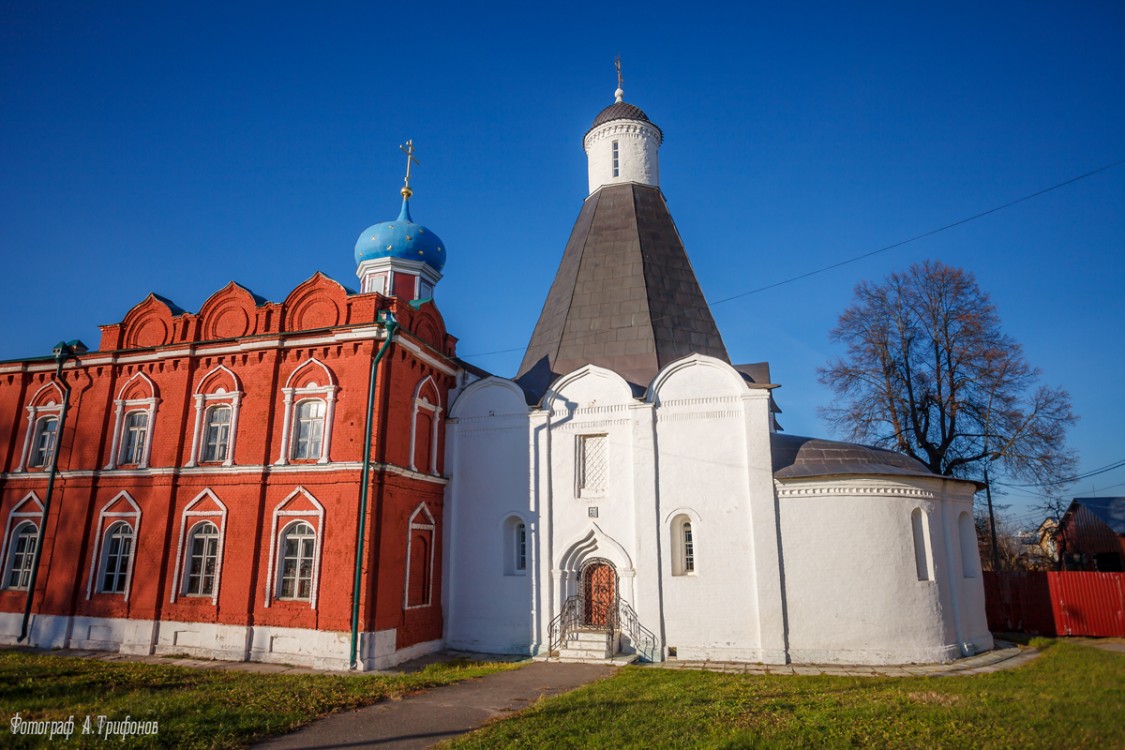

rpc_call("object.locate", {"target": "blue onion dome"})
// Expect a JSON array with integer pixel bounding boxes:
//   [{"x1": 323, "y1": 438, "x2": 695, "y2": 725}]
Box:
[{"x1": 354, "y1": 198, "x2": 446, "y2": 272}]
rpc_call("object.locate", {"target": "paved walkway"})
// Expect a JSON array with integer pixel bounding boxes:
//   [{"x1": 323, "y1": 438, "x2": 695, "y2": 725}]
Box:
[
  {"x1": 253, "y1": 660, "x2": 613, "y2": 750},
  {"x1": 649, "y1": 639, "x2": 1041, "y2": 677}
]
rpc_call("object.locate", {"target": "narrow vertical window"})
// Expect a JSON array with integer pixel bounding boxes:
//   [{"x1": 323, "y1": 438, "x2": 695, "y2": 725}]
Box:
[
  {"x1": 911, "y1": 508, "x2": 932, "y2": 581},
  {"x1": 611, "y1": 140, "x2": 620, "y2": 177},
  {"x1": 99, "y1": 522, "x2": 134, "y2": 594},
  {"x1": 682, "y1": 522, "x2": 694, "y2": 573},
  {"x1": 292, "y1": 399, "x2": 326, "y2": 460},
  {"x1": 577, "y1": 434, "x2": 607, "y2": 497},
  {"x1": 184, "y1": 522, "x2": 220, "y2": 596},
  {"x1": 516, "y1": 522, "x2": 527, "y2": 571},
  {"x1": 958, "y1": 512, "x2": 978, "y2": 578},
  {"x1": 671, "y1": 514, "x2": 697, "y2": 576},
  {"x1": 119, "y1": 411, "x2": 149, "y2": 465},
  {"x1": 30, "y1": 417, "x2": 59, "y2": 468},
  {"x1": 202, "y1": 405, "x2": 232, "y2": 462},
  {"x1": 4, "y1": 522, "x2": 39, "y2": 589},
  {"x1": 277, "y1": 522, "x2": 316, "y2": 600}
]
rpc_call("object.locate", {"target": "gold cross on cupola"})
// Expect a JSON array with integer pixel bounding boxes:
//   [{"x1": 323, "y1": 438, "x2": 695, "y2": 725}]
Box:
[{"x1": 400, "y1": 139, "x2": 420, "y2": 199}]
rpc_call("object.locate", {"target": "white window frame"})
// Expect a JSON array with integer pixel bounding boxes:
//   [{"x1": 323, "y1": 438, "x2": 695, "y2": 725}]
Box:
[
  {"x1": 16, "y1": 383, "x2": 64, "y2": 472},
  {"x1": 363, "y1": 271, "x2": 389, "y2": 295},
  {"x1": 186, "y1": 366, "x2": 243, "y2": 468},
  {"x1": 275, "y1": 359, "x2": 338, "y2": 465},
  {"x1": 669, "y1": 510, "x2": 700, "y2": 577},
  {"x1": 264, "y1": 487, "x2": 325, "y2": 608},
  {"x1": 408, "y1": 376, "x2": 442, "y2": 474},
  {"x1": 0, "y1": 493, "x2": 44, "y2": 590},
  {"x1": 85, "y1": 491, "x2": 142, "y2": 601},
  {"x1": 276, "y1": 521, "x2": 317, "y2": 601},
  {"x1": 170, "y1": 489, "x2": 227, "y2": 605},
  {"x1": 3, "y1": 521, "x2": 39, "y2": 590},
  {"x1": 118, "y1": 410, "x2": 150, "y2": 466},
  {"x1": 29, "y1": 415, "x2": 60, "y2": 469},
  {"x1": 404, "y1": 503, "x2": 436, "y2": 609},
  {"x1": 612, "y1": 140, "x2": 620, "y2": 177},
  {"x1": 502, "y1": 514, "x2": 529, "y2": 577},
  {"x1": 104, "y1": 373, "x2": 159, "y2": 470}
]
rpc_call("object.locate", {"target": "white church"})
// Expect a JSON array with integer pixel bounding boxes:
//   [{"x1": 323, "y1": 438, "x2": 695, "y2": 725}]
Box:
[{"x1": 442, "y1": 82, "x2": 992, "y2": 666}]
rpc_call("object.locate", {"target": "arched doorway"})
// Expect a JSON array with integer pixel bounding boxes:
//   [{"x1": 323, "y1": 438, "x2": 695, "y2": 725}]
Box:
[{"x1": 580, "y1": 558, "x2": 617, "y2": 628}]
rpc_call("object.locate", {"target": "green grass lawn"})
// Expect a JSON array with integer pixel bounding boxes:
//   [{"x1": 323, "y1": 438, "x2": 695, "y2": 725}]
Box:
[
  {"x1": 0, "y1": 650, "x2": 519, "y2": 748},
  {"x1": 449, "y1": 641, "x2": 1125, "y2": 750}
]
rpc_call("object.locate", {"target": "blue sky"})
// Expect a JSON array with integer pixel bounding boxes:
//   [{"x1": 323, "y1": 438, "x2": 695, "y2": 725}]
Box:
[{"x1": 2, "y1": 2, "x2": 1122, "y2": 526}]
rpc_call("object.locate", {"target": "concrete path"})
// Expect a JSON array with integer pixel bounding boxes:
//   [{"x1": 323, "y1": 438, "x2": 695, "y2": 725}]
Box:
[
  {"x1": 647, "y1": 639, "x2": 1040, "y2": 677},
  {"x1": 253, "y1": 660, "x2": 613, "y2": 750}
]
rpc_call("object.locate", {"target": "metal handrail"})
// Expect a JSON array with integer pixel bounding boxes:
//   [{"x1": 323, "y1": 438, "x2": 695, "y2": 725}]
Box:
[{"x1": 617, "y1": 599, "x2": 658, "y2": 662}]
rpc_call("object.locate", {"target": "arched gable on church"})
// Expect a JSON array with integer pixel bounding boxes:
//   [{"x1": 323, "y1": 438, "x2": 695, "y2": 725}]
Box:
[
  {"x1": 198, "y1": 282, "x2": 265, "y2": 341},
  {"x1": 282, "y1": 273, "x2": 348, "y2": 332}
]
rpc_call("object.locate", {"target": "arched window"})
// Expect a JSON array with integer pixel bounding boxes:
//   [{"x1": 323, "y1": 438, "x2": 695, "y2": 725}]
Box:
[
  {"x1": 99, "y1": 522, "x2": 134, "y2": 594},
  {"x1": 4, "y1": 522, "x2": 39, "y2": 590},
  {"x1": 405, "y1": 505, "x2": 435, "y2": 609},
  {"x1": 105, "y1": 372, "x2": 158, "y2": 470},
  {"x1": 291, "y1": 399, "x2": 326, "y2": 460},
  {"x1": 202, "y1": 404, "x2": 232, "y2": 462},
  {"x1": 671, "y1": 514, "x2": 696, "y2": 576},
  {"x1": 29, "y1": 417, "x2": 58, "y2": 468},
  {"x1": 118, "y1": 411, "x2": 149, "y2": 465},
  {"x1": 958, "y1": 512, "x2": 978, "y2": 579},
  {"x1": 911, "y1": 508, "x2": 932, "y2": 581},
  {"x1": 275, "y1": 359, "x2": 337, "y2": 465},
  {"x1": 183, "y1": 521, "x2": 220, "y2": 596},
  {"x1": 277, "y1": 522, "x2": 317, "y2": 600},
  {"x1": 502, "y1": 516, "x2": 528, "y2": 576}
]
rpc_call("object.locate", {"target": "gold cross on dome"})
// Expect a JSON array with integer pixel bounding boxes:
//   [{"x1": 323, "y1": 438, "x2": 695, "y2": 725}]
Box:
[{"x1": 400, "y1": 139, "x2": 420, "y2": 198}]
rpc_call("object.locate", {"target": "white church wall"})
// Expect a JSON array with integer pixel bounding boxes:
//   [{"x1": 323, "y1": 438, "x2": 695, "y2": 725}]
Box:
[
  {"x1": 537, "y1": 366, "x2": 645, "y2": 649},
  {"x1": 650, "y1": 356, "x2": 786, "y2": 663},
  {"x1": 584, "y1": 120, "x2": 661, "y2": 194},
  {"x1": 939, "y1": 482, "x2": 994, "y2": 656},
  {"x1": 778, "y1": 477, "x2": 965, "y2": 665},
  {"x1": 444, "y1": 378, "x2": 535, "y2": 654}
]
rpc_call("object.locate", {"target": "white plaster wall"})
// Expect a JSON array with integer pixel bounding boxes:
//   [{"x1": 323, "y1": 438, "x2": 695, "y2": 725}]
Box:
[
  {"x1": 444, "y1": 377, "x2": 535, "y2": 654},
  {"x1": 940, "y1": 482, "x2": 994, "y2": 655},
  {"x1": 584, "y1": 121, "x2": 661, "y2": 194},
  {"x1": 650, "y1": 356, "x2": 786, "y2": 663},
  {"x1": 779, "y1": 478, "x2": 964, "y2": 664}
]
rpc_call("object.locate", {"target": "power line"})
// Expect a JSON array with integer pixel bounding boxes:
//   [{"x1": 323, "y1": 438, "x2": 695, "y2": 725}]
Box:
[
  {"x1": 995, "y1": 457, "x2": 1125, "y2": 489},
  {"x1": 461, "y1": 158, "x2": 1125, "y2": 361}
]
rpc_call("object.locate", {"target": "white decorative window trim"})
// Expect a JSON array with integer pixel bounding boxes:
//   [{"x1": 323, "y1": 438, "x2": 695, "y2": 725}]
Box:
[
  {"x1": 170, "y1": 489, "x2": 227, "y2": 605},
  {"x1": 264, "y1": 487, "x2": 325, "y2": 609},
  {"x1": 275, "y1": 359, "x2": 338, "y2": 465},
  {"x1": 408, "y1": 376, "x2": 442, "y2": 474},
  {"x1": 186, "y1": 366, "x2": 243, "y2": 468},
  {"x1": 16, "y1": 383, "x2": 64, "y2": 472},
  {"x1": 105, "y1": 373, "x2": 159, "y2": 470},
  {"x1": 86, "y1": 492, "x2": 142, "y2": 601},
  {"x1": 404, "y1": 503, "x2": 436, "y2": 610},
  {"x1": 1, "y1": 492, "x2": 44, "y2": 587}
]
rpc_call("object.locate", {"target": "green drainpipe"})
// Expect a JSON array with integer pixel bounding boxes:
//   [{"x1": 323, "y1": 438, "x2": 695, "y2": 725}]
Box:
[{"x1": 350, "y1": 312, "x2": 398, "y2": 669}]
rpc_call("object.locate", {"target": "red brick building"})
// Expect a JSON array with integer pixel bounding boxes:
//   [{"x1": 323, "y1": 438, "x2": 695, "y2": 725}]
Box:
[{"x1": 0, "y1": 187, "x2": 461, "y2": 669}]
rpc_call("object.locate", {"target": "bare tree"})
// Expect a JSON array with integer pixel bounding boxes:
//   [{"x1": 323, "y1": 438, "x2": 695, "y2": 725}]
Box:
[{"x1": 819, "y1": 259, "x2": 1077, "y2": 488}]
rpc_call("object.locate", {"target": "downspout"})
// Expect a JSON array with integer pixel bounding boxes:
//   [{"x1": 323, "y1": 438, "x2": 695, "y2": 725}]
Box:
[
  {"x1": 19, "y1": 341, "x2": 85, "y2": 642},
  {"x1": 350, "y1": 313, "x2": 398, "y2": 669}
]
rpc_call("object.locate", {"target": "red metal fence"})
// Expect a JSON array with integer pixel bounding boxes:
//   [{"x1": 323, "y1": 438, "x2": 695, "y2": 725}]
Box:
[{"x1": 984, "y1": 571, "x2": 1125, "y2": 637}]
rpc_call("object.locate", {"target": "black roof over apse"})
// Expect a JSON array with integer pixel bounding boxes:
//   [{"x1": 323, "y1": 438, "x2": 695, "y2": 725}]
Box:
[
  {"x1": 587, "y1": 102, "x2": 663, "y2": 140},
  {"x1": 516, "y1": 183, "x2": 729, "y2": 399},
  {"x1": 771, "y1": 433, "x2": 947, "y2": 482}
]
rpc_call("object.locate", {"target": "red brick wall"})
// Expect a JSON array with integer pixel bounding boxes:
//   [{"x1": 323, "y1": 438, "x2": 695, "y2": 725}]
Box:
[{"x1": 0, "y1": 274, "x2": 455, "y2": 649}]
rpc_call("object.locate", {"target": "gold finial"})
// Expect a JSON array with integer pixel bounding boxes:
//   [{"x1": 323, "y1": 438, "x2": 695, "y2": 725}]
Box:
[
  {"x1": 614, "y1": 56, "x2": 624, "y2": 103},
  {"x1": 400, "y1": 139, "x2": 420, "y2": 199}
]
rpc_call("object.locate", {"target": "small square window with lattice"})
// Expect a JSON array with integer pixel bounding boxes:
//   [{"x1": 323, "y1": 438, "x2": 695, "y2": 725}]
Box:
[{"x1": 577, "y1": 434, "x2": 608, "y2": 498}]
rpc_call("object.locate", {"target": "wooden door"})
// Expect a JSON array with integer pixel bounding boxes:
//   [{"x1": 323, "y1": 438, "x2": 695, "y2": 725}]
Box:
[{"x1": 583, "y1": 562, "x2": 616, "y2": 627}]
